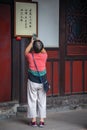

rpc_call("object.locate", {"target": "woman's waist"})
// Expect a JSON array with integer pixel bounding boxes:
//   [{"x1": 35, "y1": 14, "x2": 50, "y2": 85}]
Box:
[
  {"x1": 28, "y1": 71, "x2": 47, "y2": 83},
  {"x1": 28, "y1": 69, "x2": 46, "y2": 76}
]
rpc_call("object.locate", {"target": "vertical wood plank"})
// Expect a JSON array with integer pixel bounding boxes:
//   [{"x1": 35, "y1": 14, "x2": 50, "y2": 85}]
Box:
[
  {"x1": 72, "y1": 61, "x2": 82, "y2": 93},
  {"x1": 65, "y1": 61, "x2": 71, "y2": 94}
]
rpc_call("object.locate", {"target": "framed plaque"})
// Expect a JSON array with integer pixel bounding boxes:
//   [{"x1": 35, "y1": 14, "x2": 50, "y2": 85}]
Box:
[{"x1": 14, "y1": 1, "x2": 38, "y2": 37}]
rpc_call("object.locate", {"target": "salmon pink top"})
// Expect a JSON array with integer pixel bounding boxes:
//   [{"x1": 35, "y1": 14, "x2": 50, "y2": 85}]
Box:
[{"x1": 25, "y1": 53, "x2": 48, "y2": 71}]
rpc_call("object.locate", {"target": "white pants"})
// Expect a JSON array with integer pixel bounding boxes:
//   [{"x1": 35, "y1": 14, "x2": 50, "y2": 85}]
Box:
[{"x1": 27, "y1": 79, "x2": 46, "y2": 118}]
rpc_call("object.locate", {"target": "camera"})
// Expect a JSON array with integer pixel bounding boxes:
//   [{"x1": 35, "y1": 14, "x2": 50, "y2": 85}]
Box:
[{"x1": 32, "y1": 34, "x2": 37, "y2": 40}]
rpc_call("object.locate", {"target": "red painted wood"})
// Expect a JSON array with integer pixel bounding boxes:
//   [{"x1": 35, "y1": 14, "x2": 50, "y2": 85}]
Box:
[
  {"x1": 0, "y1": 4, "x2": 11, "y2": 102},
  {"x1": 65, "y1": 61, "x2": 71, "y2": 94},
  {"x1": 46, "y1": 62, "x2": 52, "y2": 96},
  {"x1": 72, "y1": 61, "x2": 82, "y2": 93},
  {"x1": 67, "y1": 45, "x2": 87, "y2": 56},
  {"x1": 84, "y1": 61, "x2": 87, "y2": 92},
  {"x1": 46, "y1": 50, "x2": 59, "y2": 95},
  {"x1": 43, "y1": 50, "x2": 59, "y2": 96},
  {"x1": 53, "y1": 62, "x2": 59, "y2": 95},
  {"x1": 47, "y1": 50, "x2": 59, "y2": 59}
]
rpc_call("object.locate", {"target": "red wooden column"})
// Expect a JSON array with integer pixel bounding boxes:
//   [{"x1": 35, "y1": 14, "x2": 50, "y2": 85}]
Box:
[{"x1": 0, "y1": 4, "x2": 11, "y2": 102}]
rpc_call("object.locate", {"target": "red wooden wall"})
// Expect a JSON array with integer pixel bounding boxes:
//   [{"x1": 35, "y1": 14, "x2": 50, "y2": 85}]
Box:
[
  {"x1": 46, "y1": 50, "x2": 59, "y2": 96},
  {"x1": 46, "y1": 51, "x2": 87, "y2": 96},
  {"x1": 65, "y1": 60, "x2": 87, "y2": 94},
  {"x1": 84, "y1": 61, "x2": 87, "y2": 92},
  {"x1": 60, "y1": 0, "x2": 87, "y2": 96},
  {"x1": 0, "y1": 4, "x2": 11, "y2": 102}
]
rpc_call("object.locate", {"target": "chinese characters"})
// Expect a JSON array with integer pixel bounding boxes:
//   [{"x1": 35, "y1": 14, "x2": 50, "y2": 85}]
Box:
[{"x1": 20, "y1": 8, "x2": 32, "y2": 29}]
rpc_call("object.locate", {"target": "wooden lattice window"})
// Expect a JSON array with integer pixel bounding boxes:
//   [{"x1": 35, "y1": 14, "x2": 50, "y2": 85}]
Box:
[{"x1": 66, "y1": 0, "x2": 87, "y2": 44}]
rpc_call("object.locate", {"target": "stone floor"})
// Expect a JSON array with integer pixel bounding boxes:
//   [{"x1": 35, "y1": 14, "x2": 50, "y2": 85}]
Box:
[{"x1": 0, "y1": 109, "x2": 87, "y2": 130}]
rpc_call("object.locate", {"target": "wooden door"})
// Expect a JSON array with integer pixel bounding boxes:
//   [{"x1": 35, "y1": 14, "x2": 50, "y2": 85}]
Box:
[
  {"x1": 0, "y1": 4, "x2": 11, "y2": 102},
  {"x1": 60, "y1": 0, "x2": 87, "y2": 94}
]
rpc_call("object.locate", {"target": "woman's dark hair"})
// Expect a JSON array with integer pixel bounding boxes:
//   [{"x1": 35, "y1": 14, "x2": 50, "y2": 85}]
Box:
[{"x1": 33, "y1": 40, "x2": 44, "y2": 53}]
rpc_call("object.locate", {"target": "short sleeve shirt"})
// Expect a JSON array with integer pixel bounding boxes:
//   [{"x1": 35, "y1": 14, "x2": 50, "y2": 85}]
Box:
[{"x1": 25, "y1": 52, "x2": 48, "y2": 71}]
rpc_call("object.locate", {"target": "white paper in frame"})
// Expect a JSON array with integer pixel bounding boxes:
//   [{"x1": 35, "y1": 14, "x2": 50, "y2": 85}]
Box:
[{"x1": 14, "y1": 1, "x2": 38, "y2": 37}]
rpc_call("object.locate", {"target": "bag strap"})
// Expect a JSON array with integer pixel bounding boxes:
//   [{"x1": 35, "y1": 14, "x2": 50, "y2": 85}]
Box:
[{"x1": 32, "y1": 53, "x2": 43, "y2": 83}]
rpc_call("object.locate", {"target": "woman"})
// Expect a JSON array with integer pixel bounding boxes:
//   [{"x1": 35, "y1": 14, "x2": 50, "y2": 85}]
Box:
[{"x1": 25, "y1": 37, "x2": 48, "y2": 127}]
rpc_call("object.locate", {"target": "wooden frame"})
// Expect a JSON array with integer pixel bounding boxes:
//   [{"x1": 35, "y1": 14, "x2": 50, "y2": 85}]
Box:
[{"x1": 14, "y1": 1, "x2": 38, "y2": 37}]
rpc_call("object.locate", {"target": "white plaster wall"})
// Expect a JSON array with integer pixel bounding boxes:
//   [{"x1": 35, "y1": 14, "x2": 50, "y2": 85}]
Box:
[{"x1": 32, "y1": 0, "x2": 59, "y2": 47}]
